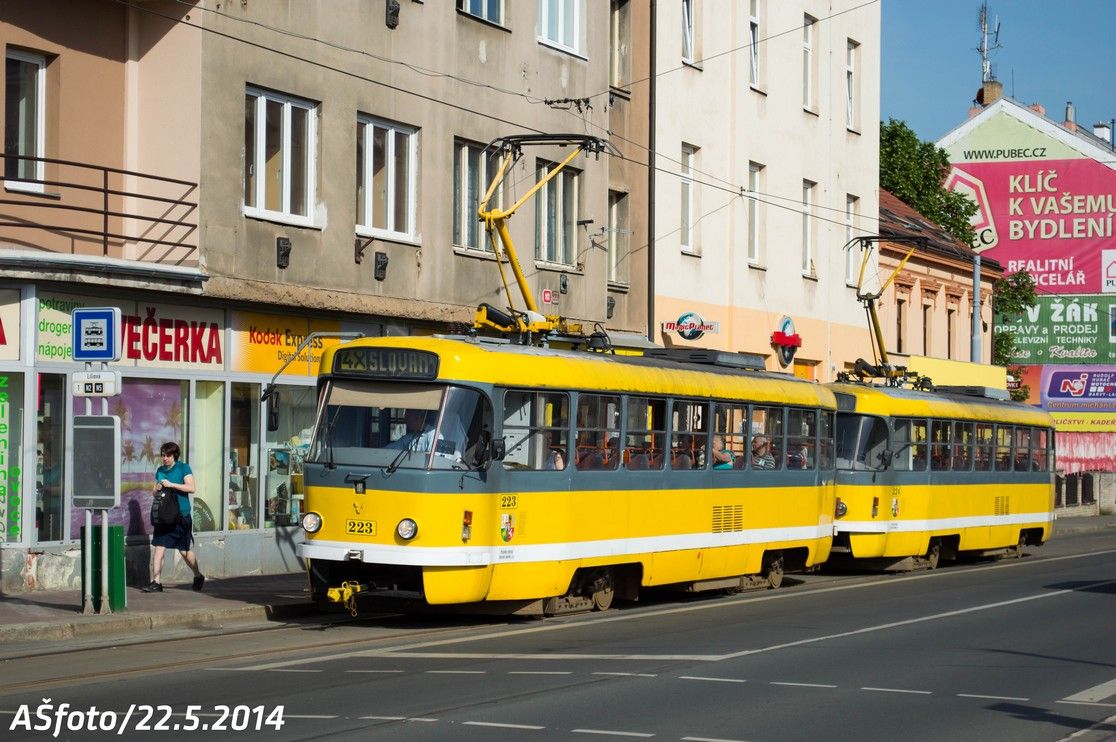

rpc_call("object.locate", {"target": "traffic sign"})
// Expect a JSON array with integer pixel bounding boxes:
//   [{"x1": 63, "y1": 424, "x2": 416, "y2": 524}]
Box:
[
  {"x1": 72, "y1": 307, "x2": 122, "y2": 362},
  {"x1": 72, "y1": 370, "x2": 121, "y2": 397}
]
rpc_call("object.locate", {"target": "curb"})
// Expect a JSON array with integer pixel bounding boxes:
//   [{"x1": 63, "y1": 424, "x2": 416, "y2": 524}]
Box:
[{"x1": 0, "y1": 601, "x2": 321, "y2": 644}]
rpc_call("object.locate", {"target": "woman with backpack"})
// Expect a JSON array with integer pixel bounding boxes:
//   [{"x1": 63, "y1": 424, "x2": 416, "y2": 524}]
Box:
[{"x1": 142, "y1": 441, "x2": 205, "y2": 593}]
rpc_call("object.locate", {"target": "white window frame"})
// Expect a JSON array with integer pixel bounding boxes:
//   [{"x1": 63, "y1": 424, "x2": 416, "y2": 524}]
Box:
[
  {"x1": 749, "y1": 0, "x2": 761, "y2": 86},
  {"x1": 243, "y1": 87, "x2": 317, "y2": 226},
  {"x1": 802, "y1": 15, "x2": 815, "y2": 111},
  {"x1": 682, "y1": 0, "x2": 695, "y2": 63},
  {"x1": 610, "y1": 0, "x2": 631, "y2": 88},
  {"x1": 535, "y1": 159, "x2": 579, "y2": 266},
  {"x1": 457, "y1": 0, "x2": 503, "y2": 24},
  {"x1": 356, "y1": 115, "x2": 418, "y2": 241},
  {"x1": 846, "y1": 40, "x2": 860, "y2": 130},
  {"x1": 845, "y1": 194, "x2": 859, "y2": 285},
  {"x1": 680, "y1": 144, "x2": 697, "y2": 254},
  {"x1": 4, "y1": 49, "x2": 46, "y2": 193},
  {"x1": 747, "y1": 162, "x2": 763, "y2": 264},
  {"x1": 801, "y1": 180, "x2": 815, "y2": 276},
  {"x1": 537, "y1": 0, "x2": 585, "y2": 56},
  {"x1": 608, "y1": 189, "x2": 630, "y2": 285},
  {"x1": 453, "y1": 138, "x2": 503, "y2": 251}
]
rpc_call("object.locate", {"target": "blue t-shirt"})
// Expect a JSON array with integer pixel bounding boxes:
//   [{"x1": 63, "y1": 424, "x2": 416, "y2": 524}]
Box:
[{"x1": 156, "y1": 461, "x2": 194, "y2": 516}]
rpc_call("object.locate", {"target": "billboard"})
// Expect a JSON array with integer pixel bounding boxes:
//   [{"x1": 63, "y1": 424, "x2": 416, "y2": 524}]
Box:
[
  {"x1": 1041, "y1": 365, "x2": 1116, "y2": 413},
  {"x1": 995, "y1": 294, "x2": 1116, "y2": 365}
]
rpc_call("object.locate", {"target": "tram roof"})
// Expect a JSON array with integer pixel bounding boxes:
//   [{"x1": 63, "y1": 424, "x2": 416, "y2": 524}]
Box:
[
  {"x1": 828, "y1": 382, "x2": 1054, "y2": 426},
  {"x1": 321, "y1": 336, "x2": 836, "y2": 408}
]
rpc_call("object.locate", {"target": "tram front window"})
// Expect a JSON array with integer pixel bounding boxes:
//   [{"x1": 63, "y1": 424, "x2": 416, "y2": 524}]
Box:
[
  {"x1": 836, "y1": 414, "x2": 889, "y2": 471},
  {"x1": 308, "y1": 380, "x2": 490, "y2": 470}
]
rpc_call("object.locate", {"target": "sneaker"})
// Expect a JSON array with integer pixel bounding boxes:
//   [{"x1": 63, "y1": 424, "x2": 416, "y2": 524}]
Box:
[
  {"x1": 142, "y1": 581, "x2": 163, "y2": 593},
  {"x1": 192, "y1": 574, "x2": 205, "y2": 592}
]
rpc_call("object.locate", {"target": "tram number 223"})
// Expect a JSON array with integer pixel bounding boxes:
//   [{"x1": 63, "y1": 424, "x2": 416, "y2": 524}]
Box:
[{"x1": 499, "y1": 495, "x2": 518, "y2": 509}]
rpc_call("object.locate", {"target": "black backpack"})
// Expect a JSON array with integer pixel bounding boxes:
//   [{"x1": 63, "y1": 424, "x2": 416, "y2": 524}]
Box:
[{"x1": 151, "y1": 488, "x2": 182, "y2": 528}]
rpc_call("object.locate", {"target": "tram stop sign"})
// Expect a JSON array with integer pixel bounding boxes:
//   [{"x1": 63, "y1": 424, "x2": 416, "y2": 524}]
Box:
[
  {"x1": 72, "y1": 307, "x2": 122, "y2": 363},
  {"x1": 71, "y1": 415, "x2": 121, "y2": 509}
]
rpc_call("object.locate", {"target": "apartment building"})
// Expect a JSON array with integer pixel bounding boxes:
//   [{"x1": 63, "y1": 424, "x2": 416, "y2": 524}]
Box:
[{"x1": 0, "y1": 0, "x2": 645, "y2": 590}]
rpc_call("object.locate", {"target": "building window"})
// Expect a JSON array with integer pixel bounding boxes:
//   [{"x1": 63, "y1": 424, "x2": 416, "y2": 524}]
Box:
[
  {"x1": 681, "y1": 144, "x2": 697, "y2": 253},
  {"x1": 845, "y1": 194, "x2": 859, "y2": 284},
  {"x1": 749, "y1": 0, "x2": 761, "y2": 86},
  {"x1": 357, "y1": 115, "x2": 417, "y2": 240},
  {"x1": 896, "y1": 298, "x2": 906, "y2": 354},
  {"x1": 681, "y1": 0, "x2": 695, "y2": 62},
  {"x1": 923, "y1": 304, "x2": 932, "y2": 355},
  {"x1": 244, "y1": 87, "x2": 316, "y2": 223},
  {"x1": 608, "y1": 190, "x2": 629, "y2": 284},
  {"x1": 747, "y1": 162, "x2": 763, "y2": 263},
  {"x1": 801, "y1": 180, "x2": 815, "y2": 275},
  {"x1": 457, "y1": 0, "x2": 502, "y2": 24},
  {"x1": 610, "y1": 0, "x2": 631, "y2": 88},
  {"x1": 846, "y1": 40, "x2": 860, "y2": 130},
  {"x1": 453, "y1": 138, "x2": 502, "y2": 251},
  {"x1": 538, "y1": 0, "x2": 584, "y2": 55},
  {"x1": 802, "y1": 15, "x2": 815, "y2": 110},
  {"x1": 947, "y1": 307, "x2": 956, "y2": 359},
  {"x1": 535, "y1": 159, "x2": 579, "y2": 265},
  {"x1": 5, "y1": 49, "x2": 46, "y2": 190}
]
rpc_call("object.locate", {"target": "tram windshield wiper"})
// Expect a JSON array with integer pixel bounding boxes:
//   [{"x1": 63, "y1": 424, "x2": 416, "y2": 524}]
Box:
[{"x1": 384, "y1": 435, "x2": 419, "y2": 477}]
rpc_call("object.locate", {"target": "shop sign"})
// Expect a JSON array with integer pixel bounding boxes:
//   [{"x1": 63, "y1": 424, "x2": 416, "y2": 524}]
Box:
[
  {"x1": 771, "y1": 316, "x2": 802, "y2": 367},
  {"x1": 0, "y1": 290, "x2": 20, "y2": 362},
  {"x1": 1041, "y1": 365, "x2": 1116, "y2": 412},
  {"x1": 661, "y1": 312, "x2": 718, "y2": 341},
  {"x1": 0, "y1": 375, "x2": 20, "y2": 543},
  {"x1": 994, "y1": 294, "x2": 1116, "y2": 365},
  {"x1": 1049, "y1": 412, "x2": 1116, "y2": 432}
]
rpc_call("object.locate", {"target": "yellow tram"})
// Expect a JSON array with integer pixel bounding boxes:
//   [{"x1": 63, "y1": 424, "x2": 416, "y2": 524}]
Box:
[
  {"x1": 829, "y1": 382, "x2": 1056, "y2": 569},
  {"x1": 296, "y1": 336, "x2": 838, "y2": 614}
]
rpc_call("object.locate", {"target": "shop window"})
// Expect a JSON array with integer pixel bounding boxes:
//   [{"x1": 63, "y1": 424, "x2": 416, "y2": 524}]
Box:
[
  {"x1": 229, "y1": 383, "x2": 260, "y2": 530},
  {"x1": 0, "y1": 372, "x2": 26, "y2": 544},
  {"x1": 193, "y1": 381, "x2": 224, "y2": 532},
  {"x1": 264, "y1": 385, "x2": 316, "y2": 527},
  {"x1": 102, "y1": 378, "x2": 189, "y2": 541},
  {"x1": 37, "y1": 373, "x2": 65, "y2": 543}
]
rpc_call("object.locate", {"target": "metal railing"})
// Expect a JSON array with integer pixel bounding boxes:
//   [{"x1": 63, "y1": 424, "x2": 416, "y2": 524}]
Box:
[{"x1": 0, "y1": 153, "x2": 198, "y2": 265}]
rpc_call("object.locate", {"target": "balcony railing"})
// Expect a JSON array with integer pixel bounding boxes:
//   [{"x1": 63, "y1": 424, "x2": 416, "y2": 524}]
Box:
[{"x1": 0, "y1": 153, "x2": 198, "y2": 266}]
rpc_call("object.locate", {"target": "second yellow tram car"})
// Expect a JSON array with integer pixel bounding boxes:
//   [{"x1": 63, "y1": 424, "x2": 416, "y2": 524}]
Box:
[
  {"x1": 830, "y1": 383, "x2": 1056, "y2": 569},
  {"x1": 297, "y1": 336, "x2": 838, "y2": 614}
]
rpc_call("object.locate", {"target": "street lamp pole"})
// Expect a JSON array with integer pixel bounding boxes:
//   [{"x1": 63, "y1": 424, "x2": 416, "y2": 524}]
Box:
[{"x1": 971, "y1": 254, "x2": 982, "y2": 363}]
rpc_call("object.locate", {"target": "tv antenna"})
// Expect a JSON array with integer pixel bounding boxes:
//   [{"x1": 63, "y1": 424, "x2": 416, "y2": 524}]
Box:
[{"x1": 977, "y1": 1, "x2": 1002, "y2": 83}]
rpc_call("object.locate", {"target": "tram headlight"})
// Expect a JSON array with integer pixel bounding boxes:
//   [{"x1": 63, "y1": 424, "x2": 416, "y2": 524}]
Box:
[
  {"x1": 396, "y1": 518, "x2": 418, "y2": 541},
  {"x1": 834, "y1": 498, "x2": 848, "y2": 518},
  {"x1": 301, "y1": 511, "x2": 323, "y2": 534}
]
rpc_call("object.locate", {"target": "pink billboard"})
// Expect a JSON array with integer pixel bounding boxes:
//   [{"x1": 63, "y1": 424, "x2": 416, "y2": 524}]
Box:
[{"x1": 945, "y1": 158, "x2": 1116, "y2": 294}]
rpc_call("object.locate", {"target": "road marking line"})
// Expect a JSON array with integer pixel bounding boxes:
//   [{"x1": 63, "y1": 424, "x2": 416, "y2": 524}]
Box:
[
  {"x1": 680, "y1": 676, "x2": 746, "y2": 683},
  {"x1": 464, "y1": 721, "x2": 546, "y2": 730},
  {"x1": 1063, "y1": 677, "x2": 1116, "y2": 703},
  {"x1": 284, "y1": 714, "x2": 337, "y2": 719},
  {"x1": 572, "y1": 729, "x2": 653, "y2": 738},
  {"x1": 593, "y1": 672, "x2": 657, "y2": 677},
  {"x1": 345, "y1": 669, "x2": 404, "y2": 673},
  {"x1": 862, "y1": 687, "x2": 932, "y2": 695},
  {"x1": 682, "y1": 737, "x2": 745, "y2": 742},
  {"x1": 234, "y1": 556, "x2": 1116, "y2": 672},
  {"x1": 1057, "y1": 700, "x2": 1116, "y2": 708},
  {"x1": 771, "y1": 681, "x2": 837, "y2": 688},
  {"x1": 360, "y1": 716, "x2": 405, "y2": 721},
  {"x1": 370, "y1": 652, "x2": 717, "y2": 661},
  {"x1": 1059, "y1": 712, "x2": 1116, "y2": 740},
  {"x1": 426, "y1": 670, "x2": 485, "y2": 674},
  {"x1": 268, "y1": 668, "x2": 321, "y2": 672},
  {"x1": 957, "y1": 693, "x2": 1030, "y2": 701},
  {"x1": 509, "y1": 671, "x2": 574, "y2": 675}
]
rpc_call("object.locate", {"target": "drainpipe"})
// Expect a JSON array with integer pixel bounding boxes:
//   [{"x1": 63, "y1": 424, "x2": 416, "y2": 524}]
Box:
[{"x1": 646, "y1": 0, "x2": 657, "y2": 342}]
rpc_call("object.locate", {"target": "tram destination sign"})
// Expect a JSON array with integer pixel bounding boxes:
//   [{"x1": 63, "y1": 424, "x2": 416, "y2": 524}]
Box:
[{"x1": 333, "y1": 347, "x2": 439, "y2": 380}]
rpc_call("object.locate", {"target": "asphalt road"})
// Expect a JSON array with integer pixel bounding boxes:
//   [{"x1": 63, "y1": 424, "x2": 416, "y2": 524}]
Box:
[{"x1": 3, "y1": 530, "x2": 1116, "y2": 741}]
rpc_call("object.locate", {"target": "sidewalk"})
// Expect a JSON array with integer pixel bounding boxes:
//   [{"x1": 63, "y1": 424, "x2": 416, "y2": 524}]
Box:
[
  {"x1": 0, "y1": 571, "x2": 324, "y2": 648},
  {"x1": 0, "y1": 513, "x2": 1113, "y2": 650}
]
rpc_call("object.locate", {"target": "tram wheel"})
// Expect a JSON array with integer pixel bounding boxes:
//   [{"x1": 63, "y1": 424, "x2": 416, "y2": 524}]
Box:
[
  {"x1": 590, "y1": 569, "x2": 615, "y2": 611},
  {"x1": 763, "y1": 553, "x2": 785, "y2": 589},
  {"x1": 925, "y1": 540, "x2": 941, "y2": 570}
]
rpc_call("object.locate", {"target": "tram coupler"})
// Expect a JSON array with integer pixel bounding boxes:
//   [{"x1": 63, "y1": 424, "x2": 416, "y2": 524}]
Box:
[{"x1": 327, "y1": 581, "x2": 371, "y2": 617}]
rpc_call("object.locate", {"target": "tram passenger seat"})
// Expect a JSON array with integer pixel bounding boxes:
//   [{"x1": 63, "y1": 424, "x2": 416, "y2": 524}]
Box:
[
  {"x1": 579, "y1": 452, "x2": 604, "y2": 470},
  {"x1": 629, "y1": 452, "x2": 649, "y2": 470}
]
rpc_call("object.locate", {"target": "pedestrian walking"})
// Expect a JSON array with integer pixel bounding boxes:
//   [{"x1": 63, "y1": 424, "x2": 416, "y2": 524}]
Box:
[{"x1": 143, "y1": 441, "x2": 205, "y2": 593}]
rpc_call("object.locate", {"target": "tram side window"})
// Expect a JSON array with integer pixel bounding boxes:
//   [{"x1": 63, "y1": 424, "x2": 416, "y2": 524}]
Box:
[
  {"x1": 892, "y1": 417, "x2": 928, "y2": 471},
  {"x1": 787, "y1": 408, "x2": 817, "y2": 469},
  {"x1": 713, "y1": 403, "x2": 747, "y2": 470},
  {"x1": 929, "y1": 420, "x2": 952, "y2": 471},
  {"x1": 750, "y1": 406, "x2": 784, "y2": 470},
  {"x1": 952, "y1": 421, "x2": 974, "y2": 471},
  {"x1": 502, "y1": 391, "x2": 570, "y2": 471},
  {"x1": 818, "y1": 410, "x2": 835, "y2": 469},
  {"x1": 671, "y1": 400, "x2": 706, "y2": 469},
  {"x1": 1034, "y1": 428, "x2": 1051, "y2": 472},
  {"x1": 974, "y1": 422, "x2": 994, "y2": 471},
  {"x1": 625, "y1": 396, "x2": 667, "y2": 470},
  {"x1": 835, "y1": 413, "x2": 888, "y2": 471},
  {"x1": 1014, "y1": 427, "x2": 1033, "y2": 471},
  {"x1": 994, "y1": 425, "x2": 1013, "y2": 471},
  {"x1": 575, "y1": 393, "x2": 621, "y2": 470}
]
